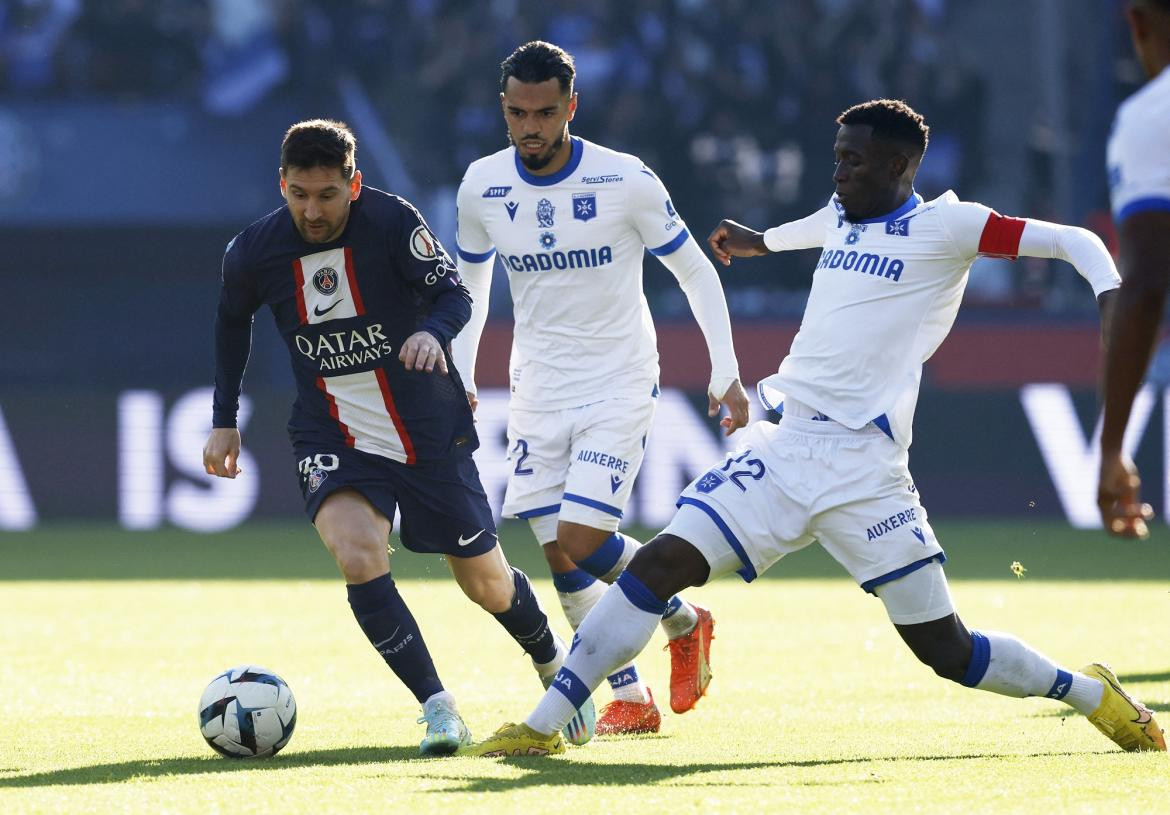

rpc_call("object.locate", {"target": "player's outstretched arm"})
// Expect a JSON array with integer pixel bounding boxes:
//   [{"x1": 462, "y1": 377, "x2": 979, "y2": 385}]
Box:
[
  {"x1": 707, "y1": 220, "x2": 769, "y2": 266},
  {"x1": 203, "y1": 427, "x2": 242, "y2": 478},
  {"x1": 709, "y1": 379, "x2": 750, "y2": 436}
]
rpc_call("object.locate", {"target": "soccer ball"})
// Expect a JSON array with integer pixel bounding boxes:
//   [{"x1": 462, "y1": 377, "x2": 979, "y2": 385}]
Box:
[{"x1": 198, "y1": 665, "x2": 297, "y2": 758}]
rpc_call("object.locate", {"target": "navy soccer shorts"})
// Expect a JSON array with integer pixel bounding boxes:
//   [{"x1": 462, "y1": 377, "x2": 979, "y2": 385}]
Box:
[{"x1": 294, "y1": 445, "x2": 497, "y2": 558}]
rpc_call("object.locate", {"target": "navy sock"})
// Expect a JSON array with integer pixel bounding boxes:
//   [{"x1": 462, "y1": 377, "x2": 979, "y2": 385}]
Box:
[
  {"x1": 492, "y1": 567, "x2": 558, "y2": 665},
  {"x1": 347, "y1": 573, "x2": 443, "y2": 704}
]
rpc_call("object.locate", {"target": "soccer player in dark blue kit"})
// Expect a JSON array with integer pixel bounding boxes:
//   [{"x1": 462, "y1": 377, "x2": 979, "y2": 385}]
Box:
[{"x1": 202, "y1": 119, "x2": 594, "y2": 756}]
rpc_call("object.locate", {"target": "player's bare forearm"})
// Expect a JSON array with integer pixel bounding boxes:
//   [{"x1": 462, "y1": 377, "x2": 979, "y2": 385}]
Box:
[
  {"x1": 1100, "y1": 213, "x2": 1170, "y2": 454},
  {"x1": 707, "y1": 220, "x2": 769, "y2": 266}
]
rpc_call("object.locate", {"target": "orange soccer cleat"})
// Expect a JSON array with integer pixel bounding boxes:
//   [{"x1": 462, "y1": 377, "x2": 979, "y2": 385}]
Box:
[
  {"x1": 596, "y1": 688, "x2": 663, "y2": 735},
  {"x1": 666, "y1": 605, "x2": 714, "y2": 714}
]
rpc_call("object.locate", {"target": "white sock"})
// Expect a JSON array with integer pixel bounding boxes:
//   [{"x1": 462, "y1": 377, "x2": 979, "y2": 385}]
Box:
[
  {"x1": 660, "y1": 594, "x2": 699, "y2": 639},
  {"x1": 557, "y1": 579, "x2": 607, "y2": 628},
  {"x1": 966, "y1": 630, "x2": 1103, "y2": 715},
  {"x1": 532, "y1": 634, "x2": 568, "y2": 683},
  {"x1": 422, "y1": 690, "x2": 457, "y2": 712},
  {"x1": 526, "y1": 575, "x2": 664, "y2": 735},
  {"x1": 557, "y1": 579, "x2": 649, "y2": 703}
]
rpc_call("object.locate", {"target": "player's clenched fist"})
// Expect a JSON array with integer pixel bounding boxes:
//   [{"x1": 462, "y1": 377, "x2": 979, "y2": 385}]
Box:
[
  {"x1": 1098, "y1": 452, "x2": 1154, "y2": 539},
  {"x1": 398, "y1": 330, "x2": 449, "y2": 374},
  {"x1": 203, "y1": 427, "x2": 242, "y2": 478},
  {"x1": 710, "y1": 379, "x2": 750, "y2": 436},
  {"x1": 707, "y1": 220, "x2": 769, "y2": 266}
]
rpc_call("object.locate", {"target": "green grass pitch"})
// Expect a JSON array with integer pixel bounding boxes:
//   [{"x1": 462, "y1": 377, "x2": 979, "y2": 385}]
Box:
[{"x1": 1, "y1": 520, "x2": 1167, "y2": 814}]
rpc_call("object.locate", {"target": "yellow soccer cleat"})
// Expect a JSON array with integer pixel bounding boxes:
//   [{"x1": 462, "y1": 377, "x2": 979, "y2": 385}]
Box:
[
  {"x1": 1082, "y1": 663, "x2": 1166, "y2": 752},
  {"x1": 458, "y1": 722, "x2": 565, "y2": 757}
]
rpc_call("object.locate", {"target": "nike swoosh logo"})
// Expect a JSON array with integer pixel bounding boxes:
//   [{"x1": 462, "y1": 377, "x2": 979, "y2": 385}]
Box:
[
  {"x1": 313, "y1": 299, "x2": 345, "y2": 317},
  {"x1": 372, "y1": 627, "x2": 401, "y2": 648},
  {"x1": 458, "y1": 529, "x2": 485, "y2": 546}
]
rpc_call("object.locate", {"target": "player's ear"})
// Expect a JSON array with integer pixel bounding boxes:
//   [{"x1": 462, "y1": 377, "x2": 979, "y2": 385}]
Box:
[
  {"x1": 349, "y1": 169, "x2": 362, "y2": 201},
  {"x1": 890, "y1": 153, "x2": 909, "y2": 180},
  {"x1": 567, "y1": 91, "x2": 578, "y2": 122},
  {"x1": 279, "y1": 172, "x2": 287, "y2": 200}
]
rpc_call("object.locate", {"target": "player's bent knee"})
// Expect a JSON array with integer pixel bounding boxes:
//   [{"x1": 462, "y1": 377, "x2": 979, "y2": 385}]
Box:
[
  {"x1": 626, "y1": 534, "x2": 708, "y2": 601},
  {"x1": 326, "y1": 538, "x2": 388, "y2": 584},
  {"x1": 555, "y1": 522, "x2": 612, "y2": 564}
]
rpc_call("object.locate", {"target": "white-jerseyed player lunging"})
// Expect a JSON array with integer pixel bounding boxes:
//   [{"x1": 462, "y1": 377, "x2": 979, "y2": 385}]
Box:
[
  {"x1": 463, "y1": 98, "x2": 1166, "y2": 757},
  {"x1": 451, "y1": 40, "x2": 750, "y2": 737}
]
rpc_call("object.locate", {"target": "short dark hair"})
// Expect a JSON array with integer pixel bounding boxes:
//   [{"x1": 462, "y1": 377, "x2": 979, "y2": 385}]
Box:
[
  {"x1": 499, "y1": 41, "x2": 575, "y2": 95},
  {"x1": 280, "y1": 119, "x2": 357, "y2": 179},
  {"x1": 837, "y1": 99, "x2": 930, "y2": 158}
]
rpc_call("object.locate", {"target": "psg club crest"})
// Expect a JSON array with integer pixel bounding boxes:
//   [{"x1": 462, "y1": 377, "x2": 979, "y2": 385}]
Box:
[
  {"x1": 307, "y1": 466, "x2": 328, "y2": 493},
  {"x1": 536, "y1": 198, "x2": 555, "y2": 228},
  {"x1": 572, "y1": 192, "x2": 597, "y2": 221},
  {"x1": 312, "y1": 267, "x2": 339, "y2": 296}
]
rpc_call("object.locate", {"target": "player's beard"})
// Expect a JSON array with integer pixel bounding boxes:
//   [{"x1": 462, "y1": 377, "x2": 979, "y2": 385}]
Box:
[
  {"x1": 296, "y1": 212, "x2": 345, "y2": 243},
  {"x1": 515, "y1": 129, "x2": 566, "y2": 171}
]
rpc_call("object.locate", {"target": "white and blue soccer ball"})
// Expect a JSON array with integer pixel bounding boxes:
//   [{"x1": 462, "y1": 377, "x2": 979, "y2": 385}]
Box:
[{"x1": 198, "y1": 665, "x2": 297, "y2": 758}]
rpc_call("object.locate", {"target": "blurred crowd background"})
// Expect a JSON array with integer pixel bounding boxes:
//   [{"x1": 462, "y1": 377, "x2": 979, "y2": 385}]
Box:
[{"x1": 0, "y1": 0, "x2": 1140, "y2": 387}]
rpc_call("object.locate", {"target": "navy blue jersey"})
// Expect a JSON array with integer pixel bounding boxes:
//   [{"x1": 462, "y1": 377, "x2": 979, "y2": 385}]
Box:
[{"x1": 213, "y1": 187, "x2": 477, "y2": 464}]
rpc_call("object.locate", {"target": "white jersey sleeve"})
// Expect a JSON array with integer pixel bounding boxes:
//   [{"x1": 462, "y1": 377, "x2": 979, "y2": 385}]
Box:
[
  {"x1": 763, "y1": 202, "x2": 838, "y2": 252},
  {"x1": 627, "y1": 165, "x2": 691, "y2": 256},
  {"x1": 1107, "y1": 68, "x2": 1170, "y2": 223},
  {"x1": 450, "y1": 176, "x2": 496, "y2": 395},
  {"x1": 936, "y1": 199, "x2": 1119, "y2": 297},
  {"x1": 627, "y1": 166, "x2": 740, "y2": 398}
]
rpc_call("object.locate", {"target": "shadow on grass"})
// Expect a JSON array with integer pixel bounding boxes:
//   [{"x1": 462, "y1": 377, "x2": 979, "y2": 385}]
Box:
[
  {"x1": 430, "y1": 750, "x2": 1091, "y2": 794},
  {"x1": 1120, "y1": 670, "x2": 1170, "y2": 684},
  {"x1": 0, "y1": 748, "x2": 1095, "y2": 791},
  {"x1": 0, "y1": 746, "x2": 422, "y2": 788}
]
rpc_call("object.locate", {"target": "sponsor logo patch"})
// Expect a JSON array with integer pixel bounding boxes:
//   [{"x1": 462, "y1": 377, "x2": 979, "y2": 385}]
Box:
[
  {"x1": 482, "y1": 185, "x2": 512, "y2": 198},
  {"x1": 539, "y1": 231, "x2": 557, "y2": 250},
  {"x1": 409, "y1": 225, "x2": 438, "y2": 260},
  {"x1": 536, "y1": 197, "x2": 555, "y2": 228}
]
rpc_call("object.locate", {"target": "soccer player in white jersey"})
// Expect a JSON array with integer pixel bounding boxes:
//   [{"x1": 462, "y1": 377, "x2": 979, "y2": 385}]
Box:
[
  {"x1": 451, "y1": 41, "x2": 750, "y2": 735},
  {"x1": 1099, "y1": 0, "x2": 1170, "y2": 538},
  {"x1": 463, "y1": 99, "x2": 1166, "y2": 757}
]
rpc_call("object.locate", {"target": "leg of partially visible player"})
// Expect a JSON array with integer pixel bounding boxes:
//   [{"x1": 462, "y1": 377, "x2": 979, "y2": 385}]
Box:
[
  {"x1": 880, "y1": 562, "x2": 1165, "y2": 752},
  {"x1": 313, "y1": 488, "x2": 463, "y2": 755}
]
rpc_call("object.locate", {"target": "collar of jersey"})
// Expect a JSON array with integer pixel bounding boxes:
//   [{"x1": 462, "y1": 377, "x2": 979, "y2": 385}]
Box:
[
  {"x1": 513, "y1": 136, "x2": 584, "y2": 186},
  {"x1": 842, "y1": 190, "x2": 923, "y2": 224}
]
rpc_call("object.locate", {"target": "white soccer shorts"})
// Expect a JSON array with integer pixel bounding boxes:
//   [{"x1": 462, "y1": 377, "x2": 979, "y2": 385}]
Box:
[
  {"x1": 662, "y1": 401, "x2": 945, "y2": 593},
  {"x1": 503, "y1": 391, "x2": 658, "y2": 534}
]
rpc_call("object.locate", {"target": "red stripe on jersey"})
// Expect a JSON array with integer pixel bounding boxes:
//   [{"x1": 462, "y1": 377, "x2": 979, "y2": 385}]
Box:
[
  {"x1": 977, "y1": 212, "x2": 1027, "y2": 259},
  {"x1": 374, "y1": 368, "x2": 415, "y2": 465},
  {"x1": 344, "y1": 247, "x2": 366, "y2": 315},
  {"x1": 316, "y1": 376, "x2": 356, "y2": 448},
  {"x1": 292, "y1": 259, "x2": 309, "y2": 324}
]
